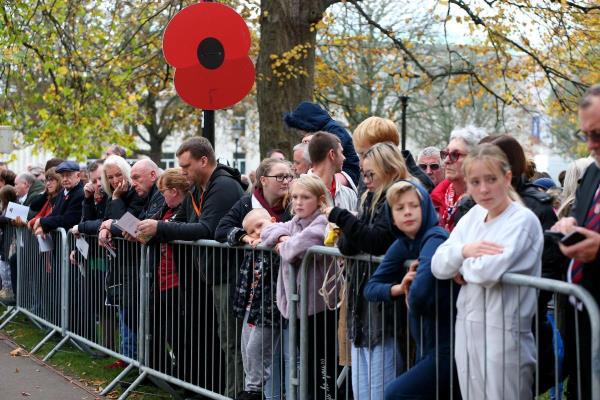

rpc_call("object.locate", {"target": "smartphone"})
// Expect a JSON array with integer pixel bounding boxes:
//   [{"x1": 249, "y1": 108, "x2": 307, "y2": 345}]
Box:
[
  {"x1": 561, "y1": 231, "x2": 587, "y2": 246},
  {"x1": 544, "y1": 230, "x2": 564, "y2": 243}
]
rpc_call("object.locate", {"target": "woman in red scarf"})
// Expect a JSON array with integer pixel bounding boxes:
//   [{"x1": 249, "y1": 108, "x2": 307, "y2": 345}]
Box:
[{"x1": 28, "y1": 168, "x2": 62, "y2": 229}]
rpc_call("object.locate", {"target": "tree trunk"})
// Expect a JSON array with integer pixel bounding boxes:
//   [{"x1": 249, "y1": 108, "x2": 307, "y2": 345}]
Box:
[{"x1": 257, "y1": 0, "x2": 338, "y2": 158}]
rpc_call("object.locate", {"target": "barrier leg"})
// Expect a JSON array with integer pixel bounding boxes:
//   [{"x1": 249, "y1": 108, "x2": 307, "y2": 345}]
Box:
[
  {"x1": 117, "y1": 370, "x2": 148, "y2": 400},
  {"x1": 0, "y1": 308, "x2": 18, "y2": 329},
  {"x1": 43, "y1": 334, "x2": 70, "y2": 361},
  {"x1": 100, "y1": 363, "x2": 135, "y2": 396},
  {"x1": 0, "y1": 305, "x2": 14, "y2": 321},
  {"x1": 30, "y1": 328, "x2": 58, "y2": 355}
]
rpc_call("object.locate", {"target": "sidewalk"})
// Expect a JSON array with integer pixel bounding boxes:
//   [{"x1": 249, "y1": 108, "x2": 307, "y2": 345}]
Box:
[{"x1": 0, "y1": 334, "x2": 101, "y2": 399}]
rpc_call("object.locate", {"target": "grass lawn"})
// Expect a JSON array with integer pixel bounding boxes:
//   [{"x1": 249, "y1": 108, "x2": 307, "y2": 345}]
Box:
[{"x1": 0, "y1": 305, "x2": 176, "y2": 399}]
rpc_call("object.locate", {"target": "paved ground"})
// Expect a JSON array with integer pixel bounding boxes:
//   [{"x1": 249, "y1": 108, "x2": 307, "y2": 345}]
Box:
[{"x1": 0, "y1": 334, "x2": 101, "y2": 400}]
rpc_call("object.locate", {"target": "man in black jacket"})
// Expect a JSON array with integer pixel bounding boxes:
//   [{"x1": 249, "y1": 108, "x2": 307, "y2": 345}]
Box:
[
  {"x1": 137, "y1": 137, "x2": 246, "y2": 397},
  {"x1": 33, "y1": 161, "x2": 84, "y2": 235},
  {"x1": 553, "y1": 84, "x2": 600, "y2": 400}
]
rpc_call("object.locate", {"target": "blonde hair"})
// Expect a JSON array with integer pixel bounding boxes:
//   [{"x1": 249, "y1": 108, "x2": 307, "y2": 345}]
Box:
[
  {"x1": 462, "y1": 143, "x2": 521, "y2": 203},
  {"x1": 101, "y1": 155, "x2": 131, "y2": 196},
  {"x1": 362, "y1": 142, "x2": 412, "y2": 216},
  {"x1": 291, "y1": 175, "x2": 330, "y2": 214},
  {"x1": 242, "y1": 208, "x2": 271, "y2": 231},
  {"x1": 353, "y1": 116, "x2": 400, "y2": 149},
  {"x1": 558, "y1": 157, "x2": 594, "y2": 218},
  {"x1": 386, "y1": 181, "x2": 422, "y2": 206},
  {"x1": 157, "y1": 168, "x2": 190, "y2": 193},
  {"x1": 255, "y1": 158, "x2": 291, "y2": 190}
]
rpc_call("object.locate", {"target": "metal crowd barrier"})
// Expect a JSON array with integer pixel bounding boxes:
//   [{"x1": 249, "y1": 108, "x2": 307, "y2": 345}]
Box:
[
  {"x1": 1, "y1": 229, "x2": 599, "y2": 400},
  {"x1": 0, "y1": 227, "x2": 68, "y2": 357},
  {"x1": 294, "y1": 245, "x2": 600, "y2": 400}
]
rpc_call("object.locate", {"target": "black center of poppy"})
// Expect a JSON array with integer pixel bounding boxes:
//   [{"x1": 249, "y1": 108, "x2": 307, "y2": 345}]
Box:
[{"x1": 197, "y1": 37, "x2": 224, "y2": 70}]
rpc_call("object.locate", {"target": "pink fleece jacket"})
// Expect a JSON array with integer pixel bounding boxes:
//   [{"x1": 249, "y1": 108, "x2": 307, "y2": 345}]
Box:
[{"x1": 260, "y1": 210, "x2": 328, "y2": 319}]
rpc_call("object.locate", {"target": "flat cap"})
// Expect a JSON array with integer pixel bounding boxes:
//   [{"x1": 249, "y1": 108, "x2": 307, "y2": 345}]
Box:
[{"x1": 55, "y1": 160, "x2": 80, "y2": 173}]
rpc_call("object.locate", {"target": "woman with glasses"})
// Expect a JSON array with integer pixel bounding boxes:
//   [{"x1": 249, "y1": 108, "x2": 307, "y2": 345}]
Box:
[
  {"x1": 324, "y1": 142, "x2": 413, "y2": 399},
  {"x1": 215, "y1": 157, "x2": 293, "y2": 400},
  {"x1": 431, "y1": 126, "x2": 485, "y2": 231}
]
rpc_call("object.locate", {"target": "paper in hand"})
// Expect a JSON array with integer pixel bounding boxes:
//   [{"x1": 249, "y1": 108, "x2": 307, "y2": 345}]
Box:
[
  {"x1": 37, "y1": 235, "x2": 53, "y2": 253},
  {"x1": 113, "y1": 212, "x2": 141, "y2": 238},
  {"x1": 5, "y1": 202, "x2": 29, "y2": 222},
  {"x1": 76, "y1": 236, "x2": 89, "y2": 260}
]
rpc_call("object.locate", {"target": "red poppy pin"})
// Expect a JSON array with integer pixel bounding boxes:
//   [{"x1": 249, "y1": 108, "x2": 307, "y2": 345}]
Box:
[{"x1": 162, "y1": 2, "x2": 255, "y2": 110}]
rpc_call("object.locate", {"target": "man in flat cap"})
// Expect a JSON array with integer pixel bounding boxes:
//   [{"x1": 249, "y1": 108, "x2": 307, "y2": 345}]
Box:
[{"x1": 33, "y1": 160, "x2": 84, "y2": 235}]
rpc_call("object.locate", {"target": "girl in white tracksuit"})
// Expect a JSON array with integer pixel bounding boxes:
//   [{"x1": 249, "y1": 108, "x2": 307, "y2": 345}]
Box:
[{"x1": 432, "y1": 143, "x2": 543, "y2": 400}]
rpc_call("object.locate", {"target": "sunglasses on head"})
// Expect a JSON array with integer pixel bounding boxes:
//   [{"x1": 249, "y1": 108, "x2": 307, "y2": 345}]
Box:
[
  {"x1": 440, "y1": 149, "x2": 467, "y2": 163},
  {"x1": 418, "y1": 163, "x2": 441, "y2": 171}
]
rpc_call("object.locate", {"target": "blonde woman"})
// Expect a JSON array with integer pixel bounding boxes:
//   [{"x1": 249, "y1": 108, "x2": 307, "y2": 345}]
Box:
[
  {"x1": 324, "y1": 141, "x2": 413, "y2": 399},
  {"x1": 432, "y1": 144, "x2": 542, "y2": 399},
  {"x1": 558, "y1": 157, "x2": 594, "y2": 218}
]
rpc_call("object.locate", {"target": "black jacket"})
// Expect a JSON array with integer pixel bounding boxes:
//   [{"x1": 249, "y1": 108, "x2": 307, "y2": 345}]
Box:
[
  {"x1": 78, "y1": 193, "x2": 108, "y2": 235},
  {"x1": 214, "y1": 193, "x2": 292, "y2": 244},
  {"x1": 571, "y1": 163, "x2": 600, "y2": 304},
  {"x1": 154, "y1": 164, "x2": 246, "y2": 284},
  {"x1": 329, "y1": 191, "x2": 396, "y2": 256},
  {"x1": 518, "y1": 182, "x2": 565, "y2": 282},
  {"x1": 328, "y1": 191, "x2": 398, "y2": 347},
  {"x1": 39, "y1": 182, "x2": 84, "y2": 232}
]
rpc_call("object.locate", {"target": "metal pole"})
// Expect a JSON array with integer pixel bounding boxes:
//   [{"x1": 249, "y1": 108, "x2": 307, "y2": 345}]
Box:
[
  {"x1": 203, "y1": 110, "x2": 215, "y2": 149},
  {"x1": 400, "y1": 95, "x2": 408, "y2": 151}
]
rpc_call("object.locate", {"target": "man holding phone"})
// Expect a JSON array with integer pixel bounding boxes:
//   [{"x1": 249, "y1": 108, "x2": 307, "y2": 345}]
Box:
[{"x1": 552, "y1": 84, "x2": 600, "y2": 400}]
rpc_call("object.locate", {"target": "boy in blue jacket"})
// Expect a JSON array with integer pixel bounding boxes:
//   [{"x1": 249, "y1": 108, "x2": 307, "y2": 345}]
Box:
[{"x1": 364, "y1": 180, "x2": 459, "y2": 400}]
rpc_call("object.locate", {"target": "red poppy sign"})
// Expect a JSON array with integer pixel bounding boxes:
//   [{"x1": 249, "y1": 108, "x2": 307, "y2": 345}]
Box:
[{"x1": 162, "y1": 2, "x2": 255, "y2": 110}]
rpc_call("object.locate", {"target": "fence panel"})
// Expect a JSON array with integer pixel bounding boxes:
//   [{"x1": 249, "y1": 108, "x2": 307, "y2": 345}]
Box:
[
  {"x1": 3, "y1": 230, "x2": 599, "y2": 400},
  {"x1": 138, "y1": 239, "x2": 285, "y2": 400},
  {"x1": 295, "y1": 245, "x2": 600, "y2": 400}
]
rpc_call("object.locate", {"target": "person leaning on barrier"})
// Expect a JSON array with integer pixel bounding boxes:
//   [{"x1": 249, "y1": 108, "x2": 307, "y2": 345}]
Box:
[
  {"x1": 32, "y1": 161, "x2": 83, "y2": 236},
  {"x1": 142, "y1": 168, "x2": 189, "y2": 377},
  {"x1": 95, "y1": 155, "x2": 145, "y2": 368},
  {"x1": 215, "y1": 157, "x2": 293, "y2": 245},
  {"x1": 136, "y1": 137, "x2": 247, "y2": 397},
  {"x1": 432, "y1": 144, "x2": 543, "y2": 400},
  {"x1": 323, "y1": 142, "x2": 412, "y2": 399},
  {"x1": 97, "y1": 155, "x2": 146, "y2": 245},
  {"x1": 364, "y1": 181, "x2": 458, "y2": 400},
  {"x1": 552, "y1": 84, "x2": 600, "y2": 400},
  {"x1": 215, "y1": 158, "x2": 293, "y2": 400}
]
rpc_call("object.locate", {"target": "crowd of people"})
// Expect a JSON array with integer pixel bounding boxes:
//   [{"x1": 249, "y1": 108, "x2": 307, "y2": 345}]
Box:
[{"x1": 0, "y1": 85, "x2": 598, "y2": 400}]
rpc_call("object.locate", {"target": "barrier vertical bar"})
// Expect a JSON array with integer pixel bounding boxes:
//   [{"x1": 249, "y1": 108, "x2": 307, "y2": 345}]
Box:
[{"x1": 287, "y1": 254, "x2": 298, "y2": 400}]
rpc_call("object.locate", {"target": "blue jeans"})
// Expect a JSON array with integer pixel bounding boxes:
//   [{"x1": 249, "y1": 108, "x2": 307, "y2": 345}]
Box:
[
  {"x1": 352, "y1": 338, "x2": 401, "y2": 400},
  {"x1": 118, "y1": 308, "x2": 137, "y2": 359}
]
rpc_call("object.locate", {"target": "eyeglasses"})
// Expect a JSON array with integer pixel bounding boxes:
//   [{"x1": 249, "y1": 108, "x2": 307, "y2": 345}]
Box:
[
  {"x1": 264, "y1": 174, "x2": 294, "y2": 183},
  {"x1": 575, "y1": 129, "x2": 600, "y2": 143},
  {"x1": 440, "y1": 149, "x2": 467, "y2": 163},
  {"x1": 361, "y1": 171, "x2": 375, "y2": 182},
  {"x1": 418, "y1": 163, "x2": 441, "y2": 171}
]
